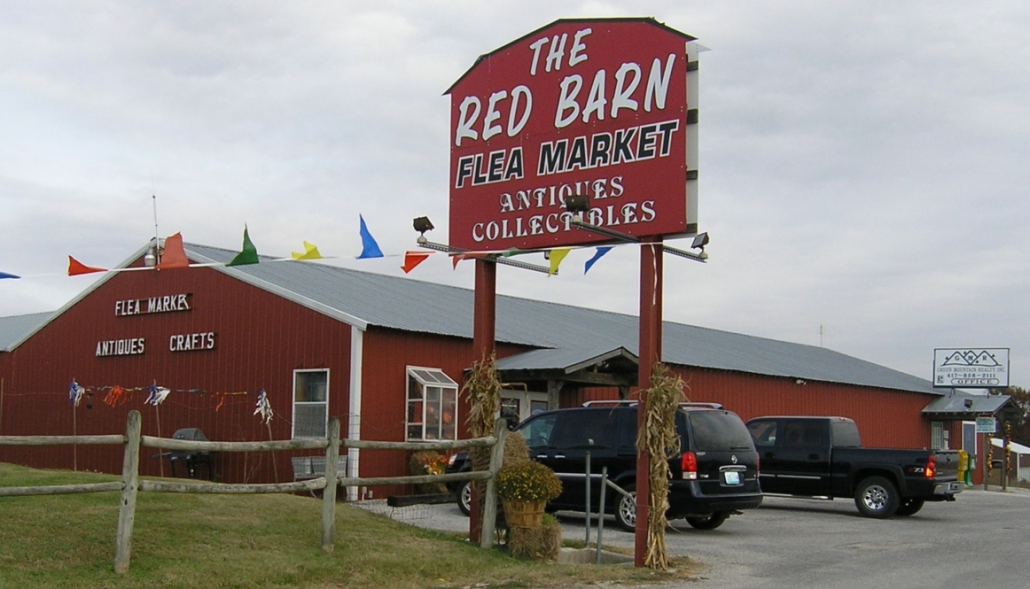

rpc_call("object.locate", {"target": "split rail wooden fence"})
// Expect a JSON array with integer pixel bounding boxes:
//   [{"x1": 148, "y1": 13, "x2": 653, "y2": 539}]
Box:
[{"x1": 0, "y1": 410, "x2": 507, "y2": 573}]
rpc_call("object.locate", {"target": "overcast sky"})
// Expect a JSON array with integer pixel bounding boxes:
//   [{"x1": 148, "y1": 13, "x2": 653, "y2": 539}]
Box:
[{"x1": 2, "y1": 1, "x2": 1027, "y2": 386}]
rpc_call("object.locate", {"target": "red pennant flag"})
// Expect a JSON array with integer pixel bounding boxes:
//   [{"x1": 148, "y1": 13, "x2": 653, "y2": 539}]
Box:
[
  {"x1": 451, "y1": 253, "x2": 469, "y2": 269},
  {"x1": 68, "y1": 256, "x2": 106, "y2": 276},
  {"x1": 401, "y1": 251, "x2": 430, "y2": 274},
  {"x1": 157, "y1": 233, "x2": 190, "y2": 270}
]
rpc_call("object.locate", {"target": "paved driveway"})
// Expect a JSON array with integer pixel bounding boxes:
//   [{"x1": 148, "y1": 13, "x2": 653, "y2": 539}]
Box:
[{"x1": 371, "y1": 487, "x2": 1030, "y2": 588}]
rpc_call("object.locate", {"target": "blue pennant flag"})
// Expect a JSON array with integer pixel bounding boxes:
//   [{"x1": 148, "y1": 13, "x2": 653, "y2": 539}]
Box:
[
  {"x1": 357, "y1": 215, "x2": 384, "y2": 259},
  {"x1": 584, "y1": 246, "x2": 613, "y2": 274},
  {"x1": 0, "y1": 271, "x2": 21, "y2": 279}
]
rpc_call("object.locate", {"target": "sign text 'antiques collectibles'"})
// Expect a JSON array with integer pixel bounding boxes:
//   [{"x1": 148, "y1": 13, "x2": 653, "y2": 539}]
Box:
[{"x1": 447, "y1": 18, "x2": 699, "y2": 251}]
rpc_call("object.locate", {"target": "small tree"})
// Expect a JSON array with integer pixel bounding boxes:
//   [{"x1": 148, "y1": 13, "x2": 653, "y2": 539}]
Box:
[{"x1": 1001, "y1": 386, "x2": 1030, "y2": 445}]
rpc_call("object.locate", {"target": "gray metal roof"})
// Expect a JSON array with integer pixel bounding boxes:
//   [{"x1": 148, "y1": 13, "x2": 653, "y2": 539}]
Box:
[
  {"x1": 495, "y1": 346, "x2": 638, "y2": 373},
  {"x1": 922, "y1": 391, "x2": 1011, "y2": 416},
  {"x1": 0, "y1": 312, "x2": 53, "y2": 351},
  {"x1": 185, "y1": 243, "x2": 942, "y2": 396},
  {"x1": 0, "y1": 243, "x2": 943, "y2": 397}
]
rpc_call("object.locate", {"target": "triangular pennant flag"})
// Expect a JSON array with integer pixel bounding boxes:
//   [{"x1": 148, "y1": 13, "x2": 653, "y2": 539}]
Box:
[
  {"x1": 0, "y1": 271, "x2": 20, "y2": 279},
  {"x1": 584, "y1": 246, "x2": 613, "y2": 274},
  {"x1": 547, "y1": 248, "x2": 570, "y2": 276},
  {"x1": 357, "y1": 215, "x2": 384, "y2": 259},
  {"x1": 401, "y1": 251, "x2": 431, "y2": 274},
  {"x1": 227, "y1": 226, "x2": 259, "y2": 266},
  {"x1": 501, "y1": 248, "x2": 529, "y2": 257},
  {"x1": 156, "y1": 233, "x2": 190, "y2": 269},
  {"x1": 68, "y1": 256, "x2": 106, "y2": 276},
  {"x1": 452, "y1": 253, "x2": 468, "y2": 269},
  {"x1": 291, "y1": 241, "x2": 323, "y2": 260}
]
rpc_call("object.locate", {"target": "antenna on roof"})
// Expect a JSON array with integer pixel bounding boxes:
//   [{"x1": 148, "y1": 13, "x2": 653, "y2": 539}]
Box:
[
  {"x1": 144, "y1": 195, "x2": 162, "y2": 267},
  {"x1": 152, "y1": 194, "x2": 159, "y2": 243}
]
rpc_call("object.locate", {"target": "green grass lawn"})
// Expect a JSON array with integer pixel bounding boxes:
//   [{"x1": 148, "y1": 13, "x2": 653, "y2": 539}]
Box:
[{"x1": 0, "y1": 463, "x2": 699, "y2": 589}]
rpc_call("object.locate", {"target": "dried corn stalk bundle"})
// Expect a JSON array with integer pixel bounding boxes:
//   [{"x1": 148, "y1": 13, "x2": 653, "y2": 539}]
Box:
[
  {"x1": 461, "y1": 352, "x2": 502, "y2": 501},
  {"x1": 636, "y1": 362, "x2": 686, "y2": 570}
]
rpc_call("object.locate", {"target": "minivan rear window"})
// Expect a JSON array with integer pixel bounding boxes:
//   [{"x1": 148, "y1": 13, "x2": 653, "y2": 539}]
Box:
[{"x1": 689, "y1": 411, "x2": 754, "y2": 451}]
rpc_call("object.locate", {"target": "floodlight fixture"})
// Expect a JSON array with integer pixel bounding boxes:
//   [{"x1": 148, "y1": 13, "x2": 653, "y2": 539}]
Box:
[
  {"x1": 691, "y1": 232, "x2": 710, "y2": 250},
  {"x1": 413, "y1": 216, "x2": 435, "y2": 244},
  {"x1": 565, "y1": 194, "x2": 591, "y2": 213}
]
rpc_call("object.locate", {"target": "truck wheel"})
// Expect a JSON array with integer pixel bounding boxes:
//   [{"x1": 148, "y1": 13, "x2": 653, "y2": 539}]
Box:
[
  {"x1": 457, "y1": 481, "x2": 472, "y2": 516},
  {"x1": 686, "y1": 512, "x2": 730, "y2": 530},
  {"x1": 895, "y1": 498, "x2": 924, "y2": 517},
  {"x1": 614, "y1": 483, "x2": 636, "y2": 532},
  {"x1": 854, "y1": 476, "x2": 899, "y2": 518}
]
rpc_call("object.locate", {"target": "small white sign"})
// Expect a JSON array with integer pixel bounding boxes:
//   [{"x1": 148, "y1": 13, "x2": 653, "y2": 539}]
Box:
[
  {"x1": 975, "y1": 417, "x2": 997, "y2": 434},
  {"x1": 933, "y1": 348, "x2": 1010, "y2": 388}
]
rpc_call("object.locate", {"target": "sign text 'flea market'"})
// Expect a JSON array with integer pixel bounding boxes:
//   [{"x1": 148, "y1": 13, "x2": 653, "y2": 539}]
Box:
[
  {"x1": 448, "y1": 18, "x2": 699, "y2": 251},
  {"x1": 114, "y1": 293, "x2": 192, "y2": 316}
]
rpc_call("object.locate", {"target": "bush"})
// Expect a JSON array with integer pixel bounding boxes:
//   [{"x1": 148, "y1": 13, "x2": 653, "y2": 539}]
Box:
[{"x1": 496, "y1": 461, "x2": 562, "y2": 502}]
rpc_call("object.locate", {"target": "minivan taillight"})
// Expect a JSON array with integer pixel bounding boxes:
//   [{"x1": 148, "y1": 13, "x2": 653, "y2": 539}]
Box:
[
  {"x1": 926, "y1": 455, "x2": 936, "y2": 478},
  {"x1": 681, "y1": 451, "x2": 698, "y2": 480}
]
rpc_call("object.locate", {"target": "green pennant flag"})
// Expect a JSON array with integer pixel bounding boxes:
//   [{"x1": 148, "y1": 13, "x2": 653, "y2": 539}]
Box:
[{"x1": 228, "y1": 226, "x2": 259, "y2": 266}]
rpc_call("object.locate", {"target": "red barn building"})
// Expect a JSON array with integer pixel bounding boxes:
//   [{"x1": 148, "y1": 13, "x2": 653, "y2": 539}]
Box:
[{"x1": 0, "y1": 242, "x2": 991, "y2": 494}]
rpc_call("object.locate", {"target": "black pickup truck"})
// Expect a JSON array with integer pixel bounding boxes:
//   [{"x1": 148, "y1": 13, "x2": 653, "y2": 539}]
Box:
[{"x1": 746, "y1": 416, "x2": 963, "y2": 518}]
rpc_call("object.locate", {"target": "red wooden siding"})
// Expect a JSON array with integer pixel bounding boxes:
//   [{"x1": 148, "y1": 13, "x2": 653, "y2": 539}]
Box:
[
  {"x1": 673, "y1": 368, "x2": 936, "y2": 449},
  {"x1": 0, "y1": 260, "x2": 352, "y2": 483},
  {"x1": 356, "y1": 327, "x2": 528, "y2": 497}
]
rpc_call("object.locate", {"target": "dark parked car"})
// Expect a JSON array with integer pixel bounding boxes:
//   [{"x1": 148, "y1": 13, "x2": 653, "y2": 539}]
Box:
[{"x1": 448, "y1": 401, "x2": 762, "y2": 531}]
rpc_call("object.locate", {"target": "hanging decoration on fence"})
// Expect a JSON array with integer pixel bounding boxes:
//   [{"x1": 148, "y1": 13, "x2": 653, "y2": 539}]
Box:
[
  {"x1": 68, "y1": 380, "x2": 85, "y2": 407},
  {"x1": 66, "y1": 380, "x2": 272, "y2": 424},
  {"x1": 145, "y1": 385, "x2": 172, "y2": 406},
  {"x1": 254, "y1": 390, "x2": 274, "y2": 424},
  {"x1": 1, "y1": 214, "x2": 656, "y2": 281}
]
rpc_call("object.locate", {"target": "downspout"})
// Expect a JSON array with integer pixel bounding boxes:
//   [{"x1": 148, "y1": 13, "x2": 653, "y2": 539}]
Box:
[{"x1": 347, "y1": 325, "x2": 364, "y2": 501}]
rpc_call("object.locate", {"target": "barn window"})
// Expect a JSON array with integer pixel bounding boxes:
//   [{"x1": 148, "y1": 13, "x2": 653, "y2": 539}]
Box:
[
  {"x1": 406, "y1": 366, "x2": 458, "y2": 441},
  {"x1": 293, "y1": 369, "x2": 329, "y2": 439}
]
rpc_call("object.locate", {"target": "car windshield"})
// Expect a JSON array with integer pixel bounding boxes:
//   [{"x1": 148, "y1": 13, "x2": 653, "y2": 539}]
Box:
[{"x1": 689, "y1": 411, "x2": 754, "y2": 451}]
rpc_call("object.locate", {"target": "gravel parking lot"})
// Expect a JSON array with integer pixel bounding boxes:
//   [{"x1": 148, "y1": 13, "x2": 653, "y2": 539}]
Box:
[{"x1": 357, "y1": 486, "x2": 1030, "y2": 588}]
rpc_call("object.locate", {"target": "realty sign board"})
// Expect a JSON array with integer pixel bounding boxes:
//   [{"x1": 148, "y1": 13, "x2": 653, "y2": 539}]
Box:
[
  {"x1": 933, "y1": 348, "x2": 1010, "y2": 388},
  {"x1": 446, "y1": 18, "x2": 699, "y2": 251}
]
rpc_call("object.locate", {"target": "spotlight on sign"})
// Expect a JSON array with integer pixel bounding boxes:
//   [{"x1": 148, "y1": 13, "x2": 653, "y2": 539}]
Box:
[
  {"x1": 413, "y1": 216, "x2": 435, "y2": 244},
  {"x1": 564, "y1": 194, "x2": 590, "y2": 213},
  {"x1": 691, "y1": 232, "x2": 710, "y2": 251}
]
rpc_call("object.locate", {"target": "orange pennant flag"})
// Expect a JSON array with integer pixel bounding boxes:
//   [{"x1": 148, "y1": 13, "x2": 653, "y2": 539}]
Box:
[
  {"x1": 68, "y1": 256, "x2": 106, "y2": 276},
  {"x1": 451, "y1": 253, "x2": 469, "y2": 269},
  {"x1": 157, "y1": 233, "x2": 190, "y2": 270},
  {"x1": 401, "y1": 251, "x2": 431, "y2": 274}
]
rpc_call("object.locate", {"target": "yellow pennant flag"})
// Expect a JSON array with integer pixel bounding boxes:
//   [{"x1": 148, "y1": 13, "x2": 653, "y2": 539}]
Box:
[
  {"x1": 547, "y1": 248, "x2": 570, "y2": 276},
  {"x1": 291, "y1": 241, "x2": 323, "y2": 260}
]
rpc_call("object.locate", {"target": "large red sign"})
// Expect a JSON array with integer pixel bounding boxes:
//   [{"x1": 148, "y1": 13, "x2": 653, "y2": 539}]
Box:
[{"x1": 447, "y1": 18, "x2": 698, "y2": 251}]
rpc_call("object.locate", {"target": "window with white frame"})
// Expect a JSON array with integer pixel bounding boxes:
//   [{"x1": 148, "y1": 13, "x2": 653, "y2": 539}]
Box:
[
  {"x1": 293, "y1": 369, "x2": 328, "y2": 439},
  {"x1": 406, "y1": 366, "x2": 458, "y2": 441}
]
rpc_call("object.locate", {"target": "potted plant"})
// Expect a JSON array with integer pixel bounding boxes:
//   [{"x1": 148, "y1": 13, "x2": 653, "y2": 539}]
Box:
[{"x1": 495, "y1": 461, "x2": 562, "y2": 528}]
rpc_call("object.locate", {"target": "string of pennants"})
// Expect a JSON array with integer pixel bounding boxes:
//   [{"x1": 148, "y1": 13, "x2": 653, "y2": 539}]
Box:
[
  {"x1": 68, "y1": 380, "x2": 275, "y2": 425},
  {"x1": 0, "y1": 215, "x2": 619, "y2": 280}
]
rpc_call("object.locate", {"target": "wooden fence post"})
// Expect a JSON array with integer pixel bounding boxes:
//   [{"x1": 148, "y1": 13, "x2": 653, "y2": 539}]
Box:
[
  {"x1": 114, "y1": 410, "x2": 141, "y2": 573},
  {"x1": 480, "y1": 418, "x2": 506, "y2": 549},
  {"x1": 321, "y1": 417, "x2": 340, "y2": 552}
]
